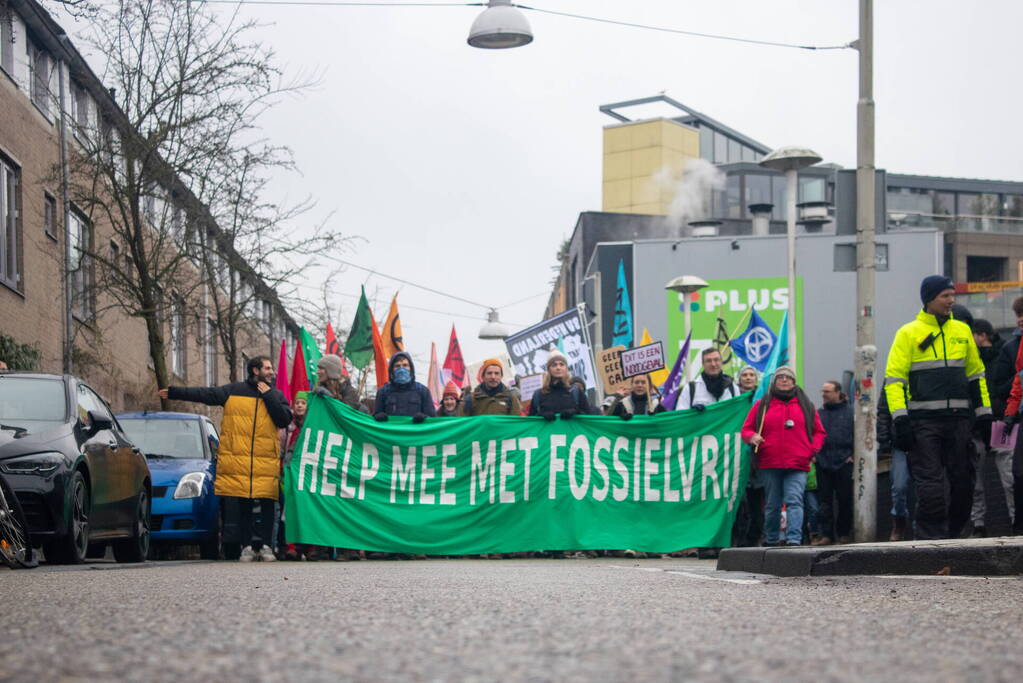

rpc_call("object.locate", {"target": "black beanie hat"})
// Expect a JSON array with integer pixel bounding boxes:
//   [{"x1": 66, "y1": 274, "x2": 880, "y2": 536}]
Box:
[{"x1": 920, "y1": 275, "x2": 955, "y2": 306}]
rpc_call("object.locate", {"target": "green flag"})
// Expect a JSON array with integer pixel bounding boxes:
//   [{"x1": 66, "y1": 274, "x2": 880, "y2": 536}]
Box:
[
  {"x1": 284, "y1": 393, "x2": 751, "y2": 554},
  {"x1": 299, "y1": 327, "x2": 322, "y2": 386},
  {"x1": 344, "y1": 287, "x2": 374, "y2": 369}
]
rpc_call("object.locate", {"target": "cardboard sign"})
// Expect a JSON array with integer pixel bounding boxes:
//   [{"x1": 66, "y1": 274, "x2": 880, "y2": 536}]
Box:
[
  {"x1": 991, "y1": 421, "x2": 1018, "y2": 451},
  {"x1": 517, "y1": 374, "x2": 544, "y2": 404},
  {"x1": 621, "y1": 342, "x2": 665, "y2": 378},
  {"x1": 597, "y1": 345, "x2": 630, "y2": 395}
]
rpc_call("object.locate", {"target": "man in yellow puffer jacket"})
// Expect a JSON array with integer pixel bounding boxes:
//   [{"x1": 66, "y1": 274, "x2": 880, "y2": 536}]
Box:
[
  {"x1": 885, "y1": 275, "x2": 992, "y2": 540},
  {"x1": 159, "y1": 356, "x2": 292, "y2": 561}
]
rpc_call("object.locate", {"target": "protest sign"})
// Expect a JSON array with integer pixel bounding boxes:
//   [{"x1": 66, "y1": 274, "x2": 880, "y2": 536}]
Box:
[
  {"x1": 517, "y1": 373, "x2": 544, "y2": 405},
  {"x1": 505, "y1": 309, "x2": 598, "y2": 389},
  {"x1": 621, "y1": 342, "x2": 665, "y2": 378},
  {"x1": 597, "y1": 345, "x2": 629, "y2": 394},
  {"x1": 284, "y1": 393, "x2": 751, "y2": 554}
]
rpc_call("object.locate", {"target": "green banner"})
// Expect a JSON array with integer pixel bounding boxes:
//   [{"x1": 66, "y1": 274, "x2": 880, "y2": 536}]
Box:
[{"x1": 284, "y1": 394, "x2": 752, "y2": 554}]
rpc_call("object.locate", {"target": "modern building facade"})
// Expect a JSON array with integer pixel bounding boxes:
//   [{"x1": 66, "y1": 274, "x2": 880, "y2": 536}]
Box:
[{"x1": 0, "y1": 0, "x2": 299, "y2": 412}]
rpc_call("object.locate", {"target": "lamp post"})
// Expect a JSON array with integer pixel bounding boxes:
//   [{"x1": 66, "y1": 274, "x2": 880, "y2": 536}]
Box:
[
  {"x1": 758, "y1": 146, "x2": 822, "y2": 374},
  {"x1": 478, "y1": 308, "x2": 511, "y2": 340},
  {"x1": 665, "y1": 275, "x2": 708, "y2": 381}
]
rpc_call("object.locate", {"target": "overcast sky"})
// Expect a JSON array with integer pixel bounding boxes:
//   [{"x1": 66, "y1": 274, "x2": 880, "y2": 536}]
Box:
[{"x1": 69, "y1": 0, "x2": 1023, "y2": 372}]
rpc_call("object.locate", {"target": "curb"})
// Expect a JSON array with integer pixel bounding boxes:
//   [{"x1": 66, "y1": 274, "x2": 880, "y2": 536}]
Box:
[{"x1": 716, "y1": 537, "x2": 1023, "y2": 577}]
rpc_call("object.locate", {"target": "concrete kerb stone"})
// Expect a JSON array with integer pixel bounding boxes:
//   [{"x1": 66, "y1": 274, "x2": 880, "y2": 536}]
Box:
[{"x1": 716, "y1": 537, "x2": 1023, "y2": 577}]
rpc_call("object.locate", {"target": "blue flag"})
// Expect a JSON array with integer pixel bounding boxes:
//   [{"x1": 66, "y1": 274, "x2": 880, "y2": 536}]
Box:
[
  {"x1": 611, "y1": 259, "x2": 633, "y2": 348},
  {"x1": 753, "y1": 310, "x2": 790, "y2": 403},
  {"x1": 729, "y1": 308, "x2": 778, "y2": 373},
  {"x1": 660, "y1": 331, "x2": 692, "y2": 411}
]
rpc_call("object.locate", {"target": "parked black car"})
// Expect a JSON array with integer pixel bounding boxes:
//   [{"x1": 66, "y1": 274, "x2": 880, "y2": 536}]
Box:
[{"x1": 0, "y1": 372, "x2": 151, "y2": 564}]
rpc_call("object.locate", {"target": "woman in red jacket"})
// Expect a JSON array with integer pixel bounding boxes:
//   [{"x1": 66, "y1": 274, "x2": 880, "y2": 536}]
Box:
[{"x1": 741, "y1": 366, "x2": 827, "y2": 546}]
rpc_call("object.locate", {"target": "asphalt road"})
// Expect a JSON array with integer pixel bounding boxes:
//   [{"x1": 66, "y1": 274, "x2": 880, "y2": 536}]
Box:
[{"x1": 2, "y1": 558, "x2": 1021, "y2": 682}]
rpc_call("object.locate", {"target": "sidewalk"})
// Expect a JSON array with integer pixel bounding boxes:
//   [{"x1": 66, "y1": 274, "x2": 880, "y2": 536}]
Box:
[{"x1": 716, "y1": 536, "x2": 1023, "y2": 577}]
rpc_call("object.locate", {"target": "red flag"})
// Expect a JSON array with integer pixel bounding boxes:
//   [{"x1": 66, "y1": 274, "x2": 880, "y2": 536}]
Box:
[
  {"x1": 275, "y1": 339, "x2": 292, "y2": 404},
  {"x1": 290, "y1": 341, "x2": 310, "y2": 396},
  {"x1": 325, "y1": 322, "x2": 348, "y2": 376},
  {"x1": 442, "y1": 325, "x2": 466, "y2": 389},
  {"x1": 371, "y1": 315, "x2": 389, "y2": 389}
]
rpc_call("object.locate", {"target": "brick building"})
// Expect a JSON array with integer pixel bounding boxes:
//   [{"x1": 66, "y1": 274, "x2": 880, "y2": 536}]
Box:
[{"x1": 0, "y1": 0, "x2": 299, "y2": 413}]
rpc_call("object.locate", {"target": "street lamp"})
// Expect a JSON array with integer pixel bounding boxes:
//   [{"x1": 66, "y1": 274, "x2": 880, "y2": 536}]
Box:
[
  {"x1": 758, "y1": 146, "x2": 821, "y2": 374},
  {"x1": 479, "y1": 308, "x2": 511, "y2": 340},
  {"x1": 467, "y1": 0, "x2": 533, "y2": 49},
  {"x1": 665, "y1": 275, "x2": 708, "y2": 381}
]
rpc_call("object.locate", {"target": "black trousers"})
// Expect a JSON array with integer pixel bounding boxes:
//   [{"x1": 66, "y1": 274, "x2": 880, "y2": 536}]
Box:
[
  {"x1": 1013, "y1": 430, "x2": 1023, "y2": 532},
  {"x1": 223, "y1": 496, "x2": 275, "y2": 550},
  {"x1": 732, "y1": 485, "x2": 765, "y2": 547},
  {"x1": 817, "y1": 462, "x2": 853, "y2": 539},
  {"x1": 908, "y1": 417, "x2": 974, "y2": 540}
]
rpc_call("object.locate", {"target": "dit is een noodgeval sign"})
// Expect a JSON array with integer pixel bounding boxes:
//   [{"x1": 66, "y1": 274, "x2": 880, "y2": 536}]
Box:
[{"x1": 284, "y1": 394, "x2": 752, "y2": 554}]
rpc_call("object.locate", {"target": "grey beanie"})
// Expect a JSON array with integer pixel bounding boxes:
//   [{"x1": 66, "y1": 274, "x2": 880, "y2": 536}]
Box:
[{"x1": 317, "y1": 354, "x2": 343, "y2": 381}]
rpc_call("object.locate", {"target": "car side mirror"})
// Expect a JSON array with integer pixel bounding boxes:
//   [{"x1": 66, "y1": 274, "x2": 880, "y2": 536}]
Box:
[{"x1": 86, "y1": 410, "x2": 113, "y2": 436}]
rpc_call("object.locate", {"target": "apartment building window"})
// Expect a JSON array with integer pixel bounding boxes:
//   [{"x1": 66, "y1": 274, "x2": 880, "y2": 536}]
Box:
[
  {"x1": 1, "y1": 10, "x2": 13, "y2": 75},
  {"x1": 205, "y1": 319, "x2": 218, "y2": 385},
  {"x1": 70, "y1": 82, "x2": 91, "y2": 135},
  {"x1": 1, "y1": 156, "x2": 21, "y2": 292},
  {"x1": 68, "y1": 210, "x2": 94, "y2": 320},
  {"x1": 262, "y1": 300, "x2": 272, "y2": 330},
  {"x1": 44, "y1": 193, "x2": 57, "y2": 240},
  {"x1": 170, "y1": 296, "x2": 186, "y2": 379},
  {"x1": 30, "y1": 40, "x2": 51, "y2": 117}
]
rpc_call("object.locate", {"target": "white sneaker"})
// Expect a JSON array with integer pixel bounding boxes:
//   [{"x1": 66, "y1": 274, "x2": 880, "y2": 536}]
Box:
[
  {"x1": 239, "y1": 545, "x2": 255, "y2": 562},
  {"x1": 259, "y1": 545, "x2": 276, "y2": 562}
]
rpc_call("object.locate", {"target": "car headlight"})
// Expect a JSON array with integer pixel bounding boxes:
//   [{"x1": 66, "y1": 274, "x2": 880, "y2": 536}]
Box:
[
  {"x1": 173, "y1": 472, "x2": 208, "y2": 499},
  {"x1": 0, "y1": 452, "x2": 66, "y2": 474}
]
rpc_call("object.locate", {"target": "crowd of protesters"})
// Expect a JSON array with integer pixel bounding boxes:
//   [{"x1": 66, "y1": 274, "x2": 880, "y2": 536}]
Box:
[{"x1": 151, "y1": 275, "x2": 1022, "y2": 561}]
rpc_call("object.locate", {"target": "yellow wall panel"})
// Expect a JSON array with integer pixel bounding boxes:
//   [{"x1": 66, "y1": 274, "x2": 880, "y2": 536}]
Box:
[
  {"x1": 603, "y1": 126, "x2": 632, "y2": 154},
  {"x1": 629, "y1": 121, "x2": 662, "y2": 149},
  {"x1": 630, "y1": 147, "x2": 663, "y2": 178},
  {"x1": 602, "y1": 151, "x2": 632, "y2": 181},
  {"x1": 631, "y1": 176, "x2": 661, "y2": 205},
  {"x1": 630, "y1": 202, "x2": 666, "y2": 215},
  {"x1": 602, "y1": 179, "x2": 632, "y2": 211}
]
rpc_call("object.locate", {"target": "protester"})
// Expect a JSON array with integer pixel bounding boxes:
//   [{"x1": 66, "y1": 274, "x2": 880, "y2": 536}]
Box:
[
  {"x1": 677, "y1": 348, "x2": 738, "y2": 410},
  {"x1": 990, "y1": 297, "x2": 1023, "y2": 409},
  {"x1": 737, "y1": 366, "x2": 759, "y2": 394},
  {"x1": 878, "y1": 381, "x2": 912, "y2": 541},
  {"x1": 460, "y1": 359, "x2": 521, "y2": 416},
  {"x1": 570, "y1": 376, "x2": 599, "y2": 414},
  {"x1": 814, "y1": 381, "x2": 855, "y2": 545},
  {"x1": 374, "y1": 352, "x2": 436, "y2": 421},
  {"x1": 609, "y1": 374, "x2": 666, "y2": 418},
  {"x1": 159, "y1": 356, "x2": 292, "y2": 562},
  {"x1": 314, "y1": 354, "x2": 364, "y2": 410},
  {"x1": 279, "y1": 391, "x2": 308, "y2": 561},
  {"x1": 741, "y1": 366, "x2": 826, "y2": 546},
  {"x1": 968, "y1": 319, "x2": 1013, "y2": 537},
  {"x1": 803, "y1": 462, "x2": 820, "y2": 545},
  {"x1": 529, "y1": 350, "x2": 592, "y2": 419},
  {"x1": 885, "y1": 276, "x2": 992, "y2": 539},
  {"x1": 994, "y1": 329, "x2": 1023, "y2": 535},
  {"x1": 437, "y1": 381, "x2": 462, "y2": 417}
]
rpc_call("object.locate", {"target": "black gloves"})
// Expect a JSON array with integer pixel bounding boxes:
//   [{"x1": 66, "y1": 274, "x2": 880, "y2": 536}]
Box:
[
  {"x1": 893, "y1": 416, "x2": 914, "y2": 452},
  {"x1": 542, "y1": 411, "x2": 556, "y2": 422},
  {"x1": 693, "y1": 404, "x2": 706, "y2": 412},
  {"x1": 976, "y1": 413, "x2": 994, "y2": 447},
  {"x1": 561, "y1": 408, "x2": 577, "y2": 419},
  {"x1": 1003, "y1": 413, "x2": 1019, "y2": 428},
  {"x1": 373, "y1": 412, "x2": 389, "y2": 422},
  {"x1": 619, "y1": 412, "x2": 633, "y2": 421},
  {"x1": 412, "y1": 413, "x2": 427, "y2": 424}
]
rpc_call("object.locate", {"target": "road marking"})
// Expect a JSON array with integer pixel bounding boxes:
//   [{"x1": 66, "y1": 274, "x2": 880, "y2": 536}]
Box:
[
  {"x1": 870, "y1": 575, "x2": 1021, "y2": 581},
  {"x1": 609, "y1": 564, "x2": 763, "y2": 585}
]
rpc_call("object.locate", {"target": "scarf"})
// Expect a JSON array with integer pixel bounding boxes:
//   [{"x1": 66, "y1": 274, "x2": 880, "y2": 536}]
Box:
[
  {"x1": 755, "y1": 380, "x2": 816, "y2": 440},
  {"x1": 703, "y1": 371, "x2": 727, "y2": 400}
]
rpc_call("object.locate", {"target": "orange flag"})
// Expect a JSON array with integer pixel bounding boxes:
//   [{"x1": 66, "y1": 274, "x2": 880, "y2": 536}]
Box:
[
  {"x1": 371, "y1": 315, "x2": 389, "y2": 389},
  {"x1": 382, "y1": 294, "x2": 404, "y2": 360}
]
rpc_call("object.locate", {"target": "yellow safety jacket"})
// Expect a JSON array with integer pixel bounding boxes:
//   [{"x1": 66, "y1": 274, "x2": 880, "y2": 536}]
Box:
[{"x1": 884, "y1": 310, "x2": 991, "y2": 420}]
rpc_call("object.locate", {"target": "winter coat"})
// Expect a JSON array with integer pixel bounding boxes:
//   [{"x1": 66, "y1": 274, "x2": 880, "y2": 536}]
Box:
[
  {"x1": 741, "y1": 396, "x2": 826, "y2": 471},
  {"x1": 816, "y1": 400, "x2": 854, "y2": 471},
  {"x1": 876, "y1": 385, "x2": 894, "y2": 453},
  {"x1": 528, "y1": 380, "x2": 592, "y2": 416},
  {"x1": 169, "y1": 378, "x2": 291, "y2": 500},
  {"x1": 990, "y1": 332, "x2": 1021, "y2": 415},
  {"x1": 676, "y1": 373, "x2": 738, "y2": 410},
  {"x1": 1001, "y1": 339, "x2": 1023, "y2": 417},
  {"x1": 374, "y1": 351, "x2": 437, "y2": 417},
  {"x1": 317, "y1": 378, "x2": 365, "y2": 412},
  {"x1": 460, "y1": 382, "x2": 521, "y2": 416},
  {"x1": 610, "y1": 393, "x2": 666, "y2": 416}
]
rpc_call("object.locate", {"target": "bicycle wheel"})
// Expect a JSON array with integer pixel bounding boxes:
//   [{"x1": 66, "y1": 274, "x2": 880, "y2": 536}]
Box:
[{"x1": 0, "y1": 476, "x2": 32, "y2": 568}]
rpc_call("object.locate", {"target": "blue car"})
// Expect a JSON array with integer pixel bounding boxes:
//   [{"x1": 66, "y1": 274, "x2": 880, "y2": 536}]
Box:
[{"x1": 116, "y1": 412, "x2": 221, "y2": 559}]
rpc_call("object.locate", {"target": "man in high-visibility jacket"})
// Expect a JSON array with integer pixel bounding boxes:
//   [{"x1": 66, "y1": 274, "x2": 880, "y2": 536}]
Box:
[{"x1": 885, "y1": 275, "x2": 993, "y2": 539}]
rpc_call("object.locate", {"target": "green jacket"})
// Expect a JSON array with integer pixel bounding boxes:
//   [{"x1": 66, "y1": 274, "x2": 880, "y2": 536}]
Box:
[{"x1": 459, "y1": 383, "x2": 521, "y2": 416}]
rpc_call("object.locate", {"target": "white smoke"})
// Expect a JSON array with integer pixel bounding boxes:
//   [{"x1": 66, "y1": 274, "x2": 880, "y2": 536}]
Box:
[{"x1": 653, "y1": 157, "x2": 726, "y2": 230}]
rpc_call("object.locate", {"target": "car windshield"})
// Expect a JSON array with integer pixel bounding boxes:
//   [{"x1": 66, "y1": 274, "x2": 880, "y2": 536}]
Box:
[
  {"x1": 0, "y1": 377, "x2": 67, "y2": 429},
  {"x1": 119, "y1": 418, "x2": 206, "y2": 459}
]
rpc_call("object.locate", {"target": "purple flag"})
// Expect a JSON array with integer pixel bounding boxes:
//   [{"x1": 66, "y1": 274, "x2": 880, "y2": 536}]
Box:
[{"x1": 660, "y1": 331, "x2": 692, "y2": 411}]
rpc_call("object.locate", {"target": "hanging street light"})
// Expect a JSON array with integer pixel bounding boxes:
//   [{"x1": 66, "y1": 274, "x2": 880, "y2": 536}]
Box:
[
  {"x1": 467, "y1": 0, "x2": 533, "y2": 49},
  {"x1": 479, "y1": 308, "x2": 511, "y2": 340}
]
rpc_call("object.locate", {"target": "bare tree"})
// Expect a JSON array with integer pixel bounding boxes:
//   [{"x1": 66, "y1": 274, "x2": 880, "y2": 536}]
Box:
[{"x1": 60, "y1": 0, "x2": 307, "y2": 396}]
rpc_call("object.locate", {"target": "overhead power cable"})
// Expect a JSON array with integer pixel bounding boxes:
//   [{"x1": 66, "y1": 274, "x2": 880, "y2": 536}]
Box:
[{"x1": 197, "y1": 1, "x2": 852, "y2": 51}]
